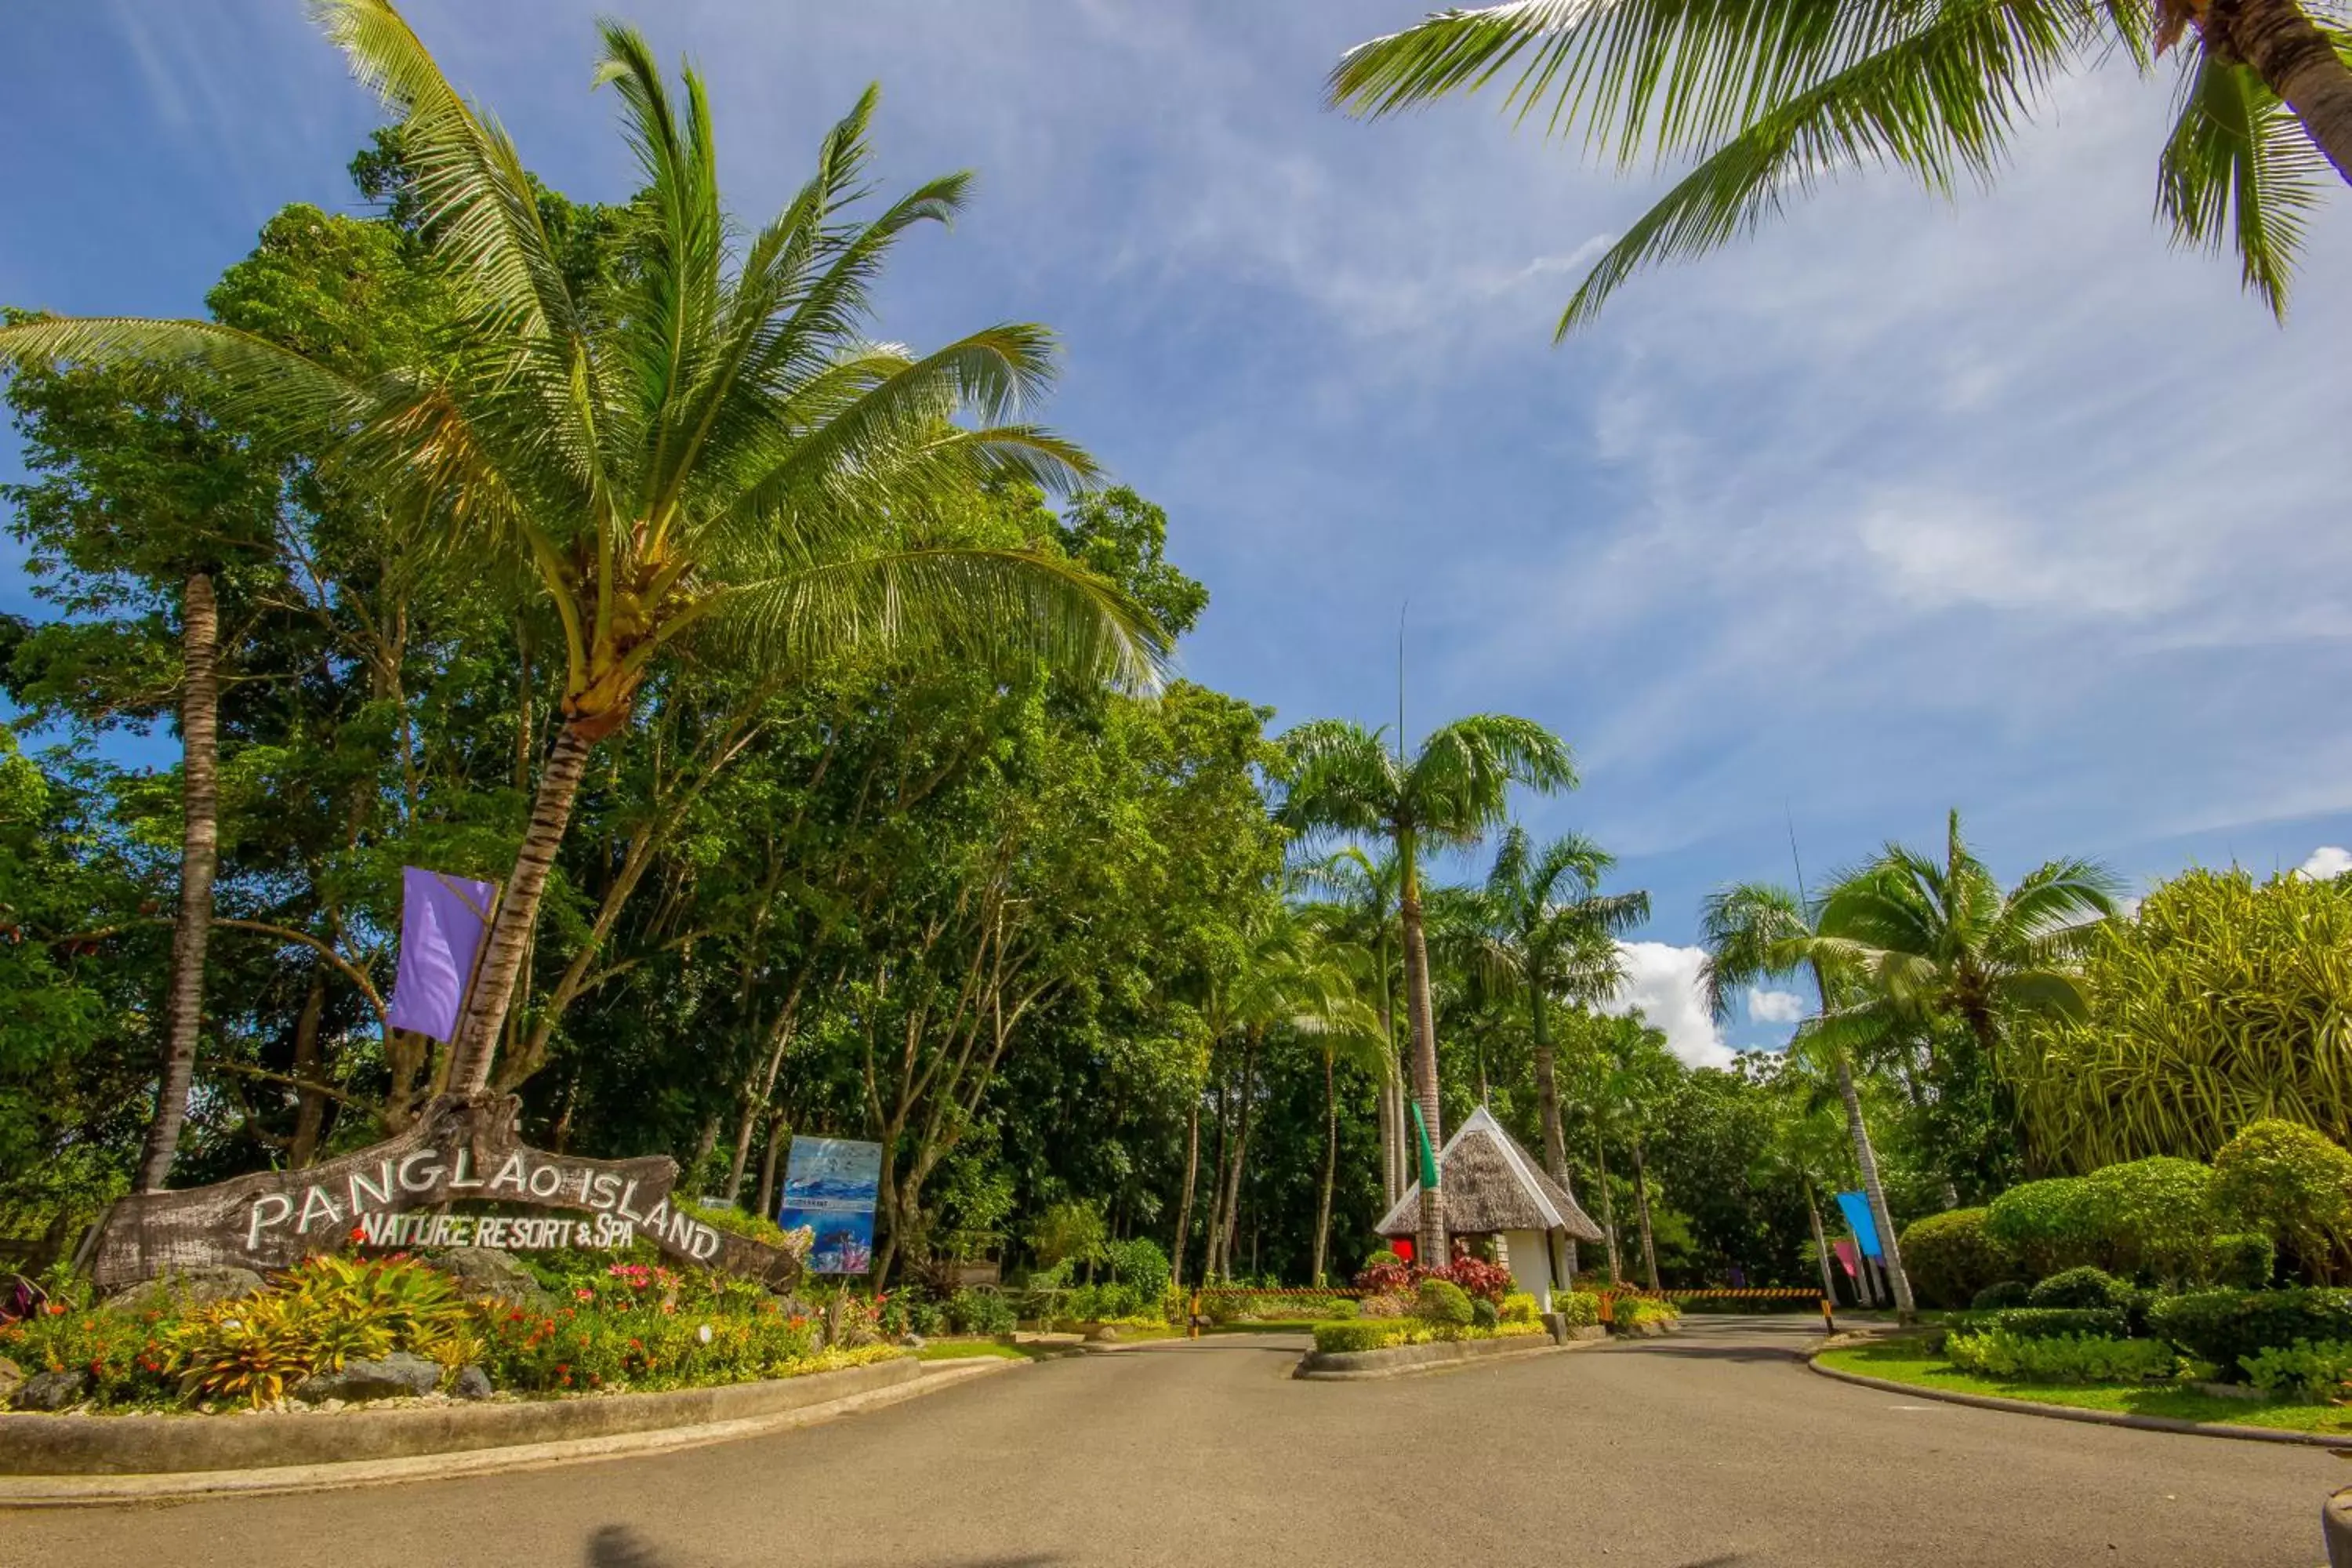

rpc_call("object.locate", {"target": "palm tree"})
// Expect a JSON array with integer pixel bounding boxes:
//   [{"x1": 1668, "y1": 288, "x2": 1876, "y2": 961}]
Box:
[
  {"x1": 1475, "y1": 826, "x2": 1650, "y2": 1260},
  {"x1": 1298, "y1": 846, "x2": 1411, "y2": 1207},
  {"x1": 1278, "y1": 715, "x2": 1576, "y2": 1264},
  {"x1": 1817, "y1": 809, "x2": 2120, "y2": 1069},
  {"x1": 1285, "y1": 939, "x2": 1391, "y2": 1286},
  {"x1": 1330, "y1": 0, "x2": 2350, "y2": 328},
  {"x1": 0, "y1": 2, "x2": 1163, "y2": 1115},
  {"x1": 1700, "y1": 881, "x2": 1918, "y2": 1320}
]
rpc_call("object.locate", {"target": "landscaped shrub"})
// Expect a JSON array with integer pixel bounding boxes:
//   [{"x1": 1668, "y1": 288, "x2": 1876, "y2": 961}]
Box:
[
  {"x1": 1311, "y1": 1319, "x2": 1421, "y2": 1355},
  {"x1": 2027, "y1": 1265, "x2": 2129, "y2": 1310},
  {"x1": 944, "y1": 1288, "x2": 1016, "y2": 1336},
  {"x1": 1432, "y1": 1255, "x2": 1515, "y2": 1305},
  {"x1": 1353, "y1": 1254, "x2": 1416, "y2": 1295},
  {"x1": 1554, "y1": 1290, "x2": 1602, "y2": 1327},
  {"x1": 684, "y1": 1202, "x2": 809, "y2": 1254},
  {"x1": 1610, "y1": 1296, "x2": 1680, "y2": 1330},
  {"x1": 1358, "y1": 1291, "x2": 1409, "y2": 1319},
  {"x1": 1969, "y1": 1280, "x2": 2033, "y2": 1311},
  {"x1": 1987, "y1": 1308, "x2": 2129, "y2": 1341},
  {"x1": 1471, "y1": 1298, "x2": 1499, "y2": 1330},
  {"x1": 2148, "y1": 1287, "x2": 2352, "y2": 1378},
  {"x1": 1414, "y1": 1279, "x2": 1474, "y2": 1329},
  {"x1": 1899, "y1": 1208, "x2": 2016, "y2": 1309},
  {"x1": 1986, "y1": 1178, "x2": 2109, "y2": 1278},
  {"x1": 2212, "y1": 1120, "x2": 2352, "y2": 1279},
  {"x1": 1101, "y1": 1237, "x2": 1171, "y2": 1298},
  {"x1": 1945, "y1": 1330, "x2": 2172, "y2": 1383},
  {"x1": 2082, "y1": 1156, "x2": 2219, "y2": 1283},
  {"x1": 2205, "y1": 1233, "x2": 2276, "y2": 1290},
  {"x1": 1498, "y1": 1292, "x2": 1539, "y2": 1325},
  {"x1": 2241, "y1": 1340, "x2": 2352, "y2": 1399}
]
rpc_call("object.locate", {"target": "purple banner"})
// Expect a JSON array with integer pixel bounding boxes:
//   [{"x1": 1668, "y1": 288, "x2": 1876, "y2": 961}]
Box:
[{"x1": 386, "y1": 866, "x2": 496, "y2": 1042}]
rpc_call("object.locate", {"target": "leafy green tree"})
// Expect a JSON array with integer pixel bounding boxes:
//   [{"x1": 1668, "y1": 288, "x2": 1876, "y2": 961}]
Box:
[
  {"x1": 0, "y1": 0, "x2": 1162, "y2": 1107},
  {"x1": 1330, "y1": 0, "x2": 2350, "y2": 325},
  {"x1": 1277, "y1": 716, "x2": 1572, "y2": 1264}
]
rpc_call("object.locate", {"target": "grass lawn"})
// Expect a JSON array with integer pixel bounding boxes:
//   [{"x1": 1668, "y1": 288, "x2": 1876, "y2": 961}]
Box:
[
  {"x1": 1819, "y1": 1339, "x2": 2352, "y2": 1436},
  {"x1": 913, "y1": 1340, "x2": 1050, "y2": 1362}
]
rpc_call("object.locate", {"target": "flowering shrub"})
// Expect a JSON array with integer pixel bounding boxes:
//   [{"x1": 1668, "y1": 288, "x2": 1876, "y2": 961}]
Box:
[
  {"x1": 1350, "y1": 1253, "x2": 1513, "y2": 1305},
  {"x1": 1498, "y1": 1292, "x2": 1540, "y2": 1326},
  {"x1": 1357, "y1": 1292, "x2": 1409, "y2": 1319}
]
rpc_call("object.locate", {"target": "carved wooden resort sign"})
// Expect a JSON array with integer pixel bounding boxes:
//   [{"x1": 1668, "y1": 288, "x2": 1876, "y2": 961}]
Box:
[{"x1": 84, "y1": 1095, "x2": 805, "y2": 1291}]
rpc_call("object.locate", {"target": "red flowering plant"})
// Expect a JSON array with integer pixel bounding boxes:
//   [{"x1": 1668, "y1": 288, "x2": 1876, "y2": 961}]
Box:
[{"x1": 1428, "y1": 1255, "x2": 1515, "y2": 1305}]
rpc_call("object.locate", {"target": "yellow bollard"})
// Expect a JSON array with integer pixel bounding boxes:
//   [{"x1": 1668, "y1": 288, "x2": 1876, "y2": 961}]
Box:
[{"x1": 1819, "y1": 1294, "x2": 1835, "y2": 1334}]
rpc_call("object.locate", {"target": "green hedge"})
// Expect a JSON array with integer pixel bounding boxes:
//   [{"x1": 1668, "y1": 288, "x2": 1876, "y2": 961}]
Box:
[
  {"x1": 2212, "y1": 1120, "x2": 2352, "y2": 1271},
  {"x1": 1946, "y1": 1330, "x2": 2172, "y2": 1383},
  {"x1": 2027, "y1": 1266, "x2": 2129, "y2": 1309},
  {"x1": 1985, "y1": 1178, "x2": 2108, "y2": 1279},
  {"x1": 1969, "y1": 1280, "x2": 2031, "y2": 1311},
  {"x1": 1899, "y1": 1208, "x2": 2015, "y2": 1309},
  {"x1": 1987, "y1": 1307, "x2": 2129, "y2": 1341},
  {"x1": 2148, "y1": 1288, "x2": 2352, "y2": 1377},
  {"x1": 1312, "y1": 1319, "x2": 1421, "y2": 1354},
  {"x1": 1554, "y1": 1290, "x2": 1602, "y2": 1327}
]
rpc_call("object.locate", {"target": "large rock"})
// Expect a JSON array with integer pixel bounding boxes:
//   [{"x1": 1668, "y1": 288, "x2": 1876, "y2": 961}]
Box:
[
  {"x1": 427, "y1": 1247, "x2": 552, "y2": 1311},
  {"x1": 294, "y1": 1352, "x2": 444, "y2": 1404},
  {"x1": 15, "y1": 1369, "x2": 89, "y2": 1411},
  {"x1": 108, "y1": 1266, "x2": 265, "y2": 1316},
  {"x1": 0, "y1": 1357, "x2": 24, "y2": 1406},
  {"x1": 452, "y1": 1365, "x2": 494, "y2": 1401}
]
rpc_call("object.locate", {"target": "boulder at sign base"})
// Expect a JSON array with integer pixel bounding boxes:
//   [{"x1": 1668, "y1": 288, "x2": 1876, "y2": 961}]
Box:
[
  {"x1": 452, "y1": 1364, "x2": 495, "y2": 1400},
  {"x1": 427, "y1": 1247, "x2": 553, "y2": 1311},
  {"x1": 0, "y1": 1356, "x2": 24, "y2": 1405},
  {"x1": 15, "y1": 1368, "x2": 90, "y2": 1411},
  {"x1": 295, "y1": 1352, "x2": 444, "y2": 1404},
  {"x1": 107, "y1": 1266, "x2": 266, "y2": 1316}
]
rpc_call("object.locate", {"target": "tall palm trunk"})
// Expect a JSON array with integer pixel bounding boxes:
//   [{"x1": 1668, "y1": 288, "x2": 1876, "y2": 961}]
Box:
[
  {"x1": 1398, "y1": 837, "x2": 1446, "y2": 1264},
  {"x1": 2215, "y1": 0, "x2": 2352, "y2": 183},
  {"x1": 1804, "y1": 1177, "x2": 1839, "y2": 1306},
  {"x1": 445, "y1": 722, "x2": 597, "y2": 1096},
  {"x1": 1313, "y1": 1051, "x2": 1338, "y2": 1285},
  {"x1": 1632, "y1": 1130, "x2": 1661, "y2": 1291},
  {"x1": 136, "y1": 572, "x2": 220, "y2": 1193},
  {"x1": 1203, "y1": 1062, "x2": 1230, "y2": 1283},
  {"x1": 1171, "y1": 1091, "x2": 1201, "y2": 1292},
  {"x1": 1530, "y1": 987, "x2": 1569, "y2": 1184},
  {"x1": 1218, "y1": 1033, "x2": 1259, "y2": 1280},
  {"x1": 1593, "y1": 1126, "x2": 1621, "y2": 1284},
  {"x1": 1835, "y1": 1053, "x2": 1915, "y2": 1320}
]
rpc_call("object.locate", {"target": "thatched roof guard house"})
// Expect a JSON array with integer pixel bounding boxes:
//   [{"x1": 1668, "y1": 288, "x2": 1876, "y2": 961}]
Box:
[{"x1": 1373, "y1": 1105, "x2": 1602, "y2": 1243}]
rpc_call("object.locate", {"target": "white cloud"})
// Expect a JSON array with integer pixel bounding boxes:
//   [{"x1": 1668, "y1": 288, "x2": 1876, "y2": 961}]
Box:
[
  {"x1": 2299, "y1": 847, "x2": 2352, "y2": 880},
  {"x1": 1747, "y1": 988, "x2": 1806, "y2": 1025},
  {"x1": 1601, "y1": 942, "x2": 1734, "y2": 1069}
]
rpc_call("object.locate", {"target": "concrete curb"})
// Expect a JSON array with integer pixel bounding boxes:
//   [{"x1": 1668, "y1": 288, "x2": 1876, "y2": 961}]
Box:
[
  {"x1": 1808, "y1": 1356, "x2": 2352, "y2": 1449},
  {"x1": 1294, "y1": 1333, "x2": 1567, "y2": 1381},
  {"x1": 0, "y1": 1357, "x2": 1014, "y2": 1505}
]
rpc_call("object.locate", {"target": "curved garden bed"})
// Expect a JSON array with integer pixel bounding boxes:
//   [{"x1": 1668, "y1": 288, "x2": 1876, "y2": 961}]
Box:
[
  {"x1": 1296, "y1": 1331, "x2": 1561, "y2": 1381},
  {"x1": 0, "y1": 1352, "x2": 924, "y2": 1475}
]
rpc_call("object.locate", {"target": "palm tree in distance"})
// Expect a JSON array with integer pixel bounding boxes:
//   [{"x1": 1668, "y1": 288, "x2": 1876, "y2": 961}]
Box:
[
  {"x1": 1330, "y1": 0, "x2": 2350, "y2": 328},
  {"x1": 1700, "y1": 881, "x2": 1919, "y2": 1320},
  {"x1": 1279, "y1": 714, "x2": 1576, "y2": 1263},
  {"x1": 1817, "y1": 809, "x2": 2121, "y2": 1069},
  {"x1": 1297, "y1": 846, "x2": 1410, "y2": 1207},
  {"x1": 1477, "y1": 825, "x2": 1650, "y2": 1202},
  {"x1": 0, "y1": 1, "x2": 1163, "y2": 1127}
]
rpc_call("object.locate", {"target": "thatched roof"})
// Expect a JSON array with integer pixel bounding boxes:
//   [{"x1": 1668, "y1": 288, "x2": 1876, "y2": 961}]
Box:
[{"x1": 1374, "y1": 1106, "x2": 1604, "y2": 1243}]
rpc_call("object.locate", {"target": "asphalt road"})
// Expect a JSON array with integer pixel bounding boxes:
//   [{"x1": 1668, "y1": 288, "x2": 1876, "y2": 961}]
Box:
[{"x1": 6, "y1": 1316, "x2": 2344, "y2": 1567}]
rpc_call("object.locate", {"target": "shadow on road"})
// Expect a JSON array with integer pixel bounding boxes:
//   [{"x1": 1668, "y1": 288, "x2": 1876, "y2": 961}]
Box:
[{"x1": 586, "y1": 1523, "x2": 1063, "y2": 1568}]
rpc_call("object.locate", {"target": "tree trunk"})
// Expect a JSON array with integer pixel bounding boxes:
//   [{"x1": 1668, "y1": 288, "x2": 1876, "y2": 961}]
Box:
[
  {"x1": 1530, "y1": 988, "x2": 1569, "y2": 1184},
  {"x1": 1632, "y1": 1131, "x2": 1661, "y2": 1292},
  {"x1": 1218, "y1": 1033, "x2": 1258, "y2": 1281},
  {"x1": 1594, "y1": 1127, "x2": 1621, "y2": 1284},
  {"x1": 1171, "y1": 1090, "x2": 1201, "y2": 1292},
  {"x1": 288, "y1": 969, "x2": 329, "y2": 1170},
  {"x1": 1203, "y1": 1060, "x2": 1231, "y2": 1283},
  {"x1": 444, "y1": 722, "x2": 597, "y2": 1096},
  {"x1": 755, "y1": 1109, "x2": 788, "y2": 1221},
  {"x1": 1376, "y1": 1077, "x2": 1399, "y2": 1209},
  {"x1": 1836, "y1": 1052, "x2": 1915, "y2": 1321},
  {"x1": 1805, "y1": 1178, "x2": 1839, "y2": 1306},
  {"x1": 136, "y1": 571, "x2": 221, "y2": 1193},
  {"x1": 1313, "y1": 1051, "x2": 1337, "y2": 1285},
  {"x1": 2213, "y1": 0, "x2": 2352, "y2": 184},
  {"x1": 1398, "y1": 837, "x2": 1446, "y2": 1265}
]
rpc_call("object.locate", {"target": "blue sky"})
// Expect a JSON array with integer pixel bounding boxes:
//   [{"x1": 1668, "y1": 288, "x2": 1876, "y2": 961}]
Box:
[{"x1": 5, "y1": 2, "x2": 2349, "y2": 1062}]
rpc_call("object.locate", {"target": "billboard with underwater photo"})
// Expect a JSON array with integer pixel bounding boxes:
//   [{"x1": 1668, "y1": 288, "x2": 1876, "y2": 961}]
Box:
[{"x1": 777, "y1": 1136, "x2": 883, "y2": 1274}]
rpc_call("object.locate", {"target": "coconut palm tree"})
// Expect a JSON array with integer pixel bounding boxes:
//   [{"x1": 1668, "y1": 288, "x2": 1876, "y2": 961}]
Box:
[
  {"x1": 1330, "y1": 0, "x2": 2350, "y2": 328},
  {"x1": 1817, "y1": 809, "x2": 2121, "y2": 1068},
  {"x1": 1297, "y1": 846, "x2": 1411, "y2": 1207},
  {"x1": 0, "y1": 2, "x2": 1163, "y2": 1120},
  {"x1": 1700, "y1": 880, "x2": 1918, "y2": 1320},
  {"x1": 1278, "y1": 715, "x2": 1576, "y2": 1263},
  {"x1": 1286, "y1": 940, "x2": 1392, "y2": 1286},
  {"x1": 1476, "y1": 825, "x2": 1650, "y2": 1205}
]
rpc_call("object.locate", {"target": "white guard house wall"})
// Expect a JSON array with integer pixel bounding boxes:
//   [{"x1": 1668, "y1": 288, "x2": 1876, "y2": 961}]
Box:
[{"x1": 1501, "y1": 1227, "x2": 1555, "y2": 1312}]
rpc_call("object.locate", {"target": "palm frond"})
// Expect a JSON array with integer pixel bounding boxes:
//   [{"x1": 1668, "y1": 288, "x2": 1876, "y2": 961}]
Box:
[{"x1": 2156, "y1": 51, "x2": 2327, "y2": 319}]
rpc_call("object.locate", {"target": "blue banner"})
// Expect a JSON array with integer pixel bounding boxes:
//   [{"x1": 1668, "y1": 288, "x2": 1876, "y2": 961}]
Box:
[
  {"x1": 1835, "y1": 1190, "x2": 1883, "y2": 1261},
  {"x1": 777, "y1": 1137, "x2": 883, "y2": 1275}
]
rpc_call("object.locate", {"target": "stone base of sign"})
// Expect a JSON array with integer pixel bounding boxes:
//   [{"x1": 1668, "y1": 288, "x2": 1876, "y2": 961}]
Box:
[
  {"x1": 1293, "y1": 1332, "x2": 1570, "y2": 1381},
  {"x1": 0, "y1": 1353, "x2": 1020, "y2": 1501}
]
